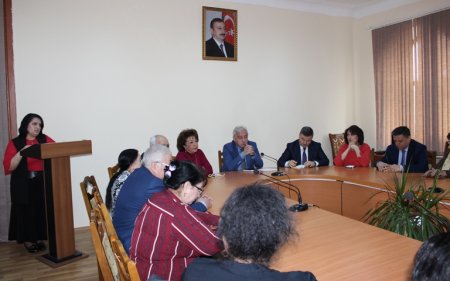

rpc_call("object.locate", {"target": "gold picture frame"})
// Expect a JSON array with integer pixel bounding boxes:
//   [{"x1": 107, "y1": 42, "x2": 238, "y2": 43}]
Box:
[{"x1": 202, "y1": 6, "x2": 238, "y2": 61}]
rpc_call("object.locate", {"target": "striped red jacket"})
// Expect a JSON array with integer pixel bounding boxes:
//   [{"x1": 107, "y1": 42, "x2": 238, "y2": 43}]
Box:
[{"x1": 129, "y1": 189, "x2": 221, "y2": 281}]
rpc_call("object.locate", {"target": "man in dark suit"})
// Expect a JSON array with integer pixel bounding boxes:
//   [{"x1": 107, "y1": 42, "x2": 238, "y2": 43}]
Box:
[
  {"x1": 377, "y1": 126, "x2": 428, "y2": 173},
  {"x1": 205, "y1": 18, "x2": 234, "y2": 58},
  {"x1": 277, "y1": 126, "x2": 329, "y2": 168}
]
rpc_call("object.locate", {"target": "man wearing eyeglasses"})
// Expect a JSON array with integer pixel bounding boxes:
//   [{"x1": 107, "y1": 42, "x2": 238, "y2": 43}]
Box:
[{"x1": 113, "y1": 144, "x2": 211, "y2": 254}]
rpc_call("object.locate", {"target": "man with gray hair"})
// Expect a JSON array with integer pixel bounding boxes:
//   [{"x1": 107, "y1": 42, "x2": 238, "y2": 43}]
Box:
[
  {"x1": 222, "y1": 126, "x2": 263, "y2": 172},
  {"x1": 113, "y1": 144, "x2": 209, "y2": 253},
  {"x1": 149, "y1": 134, "x2": 169, "y2": 148}
]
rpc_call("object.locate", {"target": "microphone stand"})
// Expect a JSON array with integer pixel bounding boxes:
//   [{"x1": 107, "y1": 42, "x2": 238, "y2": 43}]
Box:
[
  {"x1": 254, "y1": 170, "x2": 308, "y2": 212},
  {"x1": 260, "y1": 152, "x2": 285, "y2": 176}
]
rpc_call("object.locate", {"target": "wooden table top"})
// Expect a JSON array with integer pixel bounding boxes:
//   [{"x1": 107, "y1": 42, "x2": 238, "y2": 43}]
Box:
[
  {"x1": 279, "y1": 166, "x2": 450, "y2": 190},
  {"x1": 204, "y1": 171, "x2": 422, "y2": 281}
]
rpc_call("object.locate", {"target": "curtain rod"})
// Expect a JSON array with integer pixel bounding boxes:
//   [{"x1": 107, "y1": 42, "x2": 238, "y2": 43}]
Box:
[{"x1": 368, "y1": 6, "x2": 449, "y2": 30}]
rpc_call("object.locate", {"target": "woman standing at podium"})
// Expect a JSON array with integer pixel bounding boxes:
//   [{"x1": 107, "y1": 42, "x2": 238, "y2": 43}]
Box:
[{"x1": 3, "y1": 113, "x2": 54, "y2": 253}]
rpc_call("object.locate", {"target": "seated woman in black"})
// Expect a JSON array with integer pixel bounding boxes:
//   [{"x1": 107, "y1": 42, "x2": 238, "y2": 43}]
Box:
[{"x1": 182, "y1": 184, "x2": 317, "y2": 281}]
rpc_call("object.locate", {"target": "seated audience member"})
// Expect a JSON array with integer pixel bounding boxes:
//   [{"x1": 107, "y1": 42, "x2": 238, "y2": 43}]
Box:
[
  {"x1": 377, "y1": 126, "x2": 428, "y2": 173},
  {"x1": 182, "y1": 184, "x2": 317, "y2": 281},
  {"x1": 424, "y1": 132, "x2": 450, "y2": 178},
  {"x1": 113, "y1": 145, "x2": 211, "y2": 253},
  {"x1": 149, "y1": 134, "x2": 170, "y2": 148},
  {"x1": 411, "y1": 232, "x2": 450, "y2": 281},
  {"x1": 277, "y1": 126, "x2": 329, "y2": 168},
  {"x1": 176, "y1": 129, "x2": 213, "y2": 175},
  {"x1": 105, "y1": 149, "x2": 141, "y2": 217},
  {"x1": 334, "y1": 125, "x2": 371, "y2": 167},
  {"x1": 222, "y1": 126, "x2": 263, "y2": 171},
  {"x1": 130, "y1": 161, "x2": 221, "y2": 281}
]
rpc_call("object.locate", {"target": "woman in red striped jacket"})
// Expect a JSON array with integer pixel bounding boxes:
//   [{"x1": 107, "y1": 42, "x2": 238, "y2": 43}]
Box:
[{"x1": 129, "y1": 160, "x2": 221, "y2": 281}]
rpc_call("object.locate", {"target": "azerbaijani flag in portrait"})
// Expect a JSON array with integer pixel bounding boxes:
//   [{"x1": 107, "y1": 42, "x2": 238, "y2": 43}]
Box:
[{"x1": 222, "y1": 11, "x2": 236, "y2": 46}]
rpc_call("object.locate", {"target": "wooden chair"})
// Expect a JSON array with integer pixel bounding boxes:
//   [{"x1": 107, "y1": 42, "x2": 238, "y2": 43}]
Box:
[
  {"x1": 218, "y1": 150, "x2": 224, "y2": 172},
  {"x1": 108, "y1": 164, "x2": 120, "y2": 179},
  {"x1": 370, "y1": 150, "x2": 386, "y2": 167},
  {"x1": 99, "y1": 203, "x2": 117, "y2": 238},
  {"x1": 111, "y1": 239, "x2": 141, "y2": 281},
  {"x1": 329, "y1": 133, "x2": 345, "y2": 160},
  {"x1": 90, "y1": 206, "x2": 117, "y2": 281},
  {"x1": 427, "y1": 150, "x2": 437, "y2": 169},
  {"x1": 80, "y1": 175, "x2": 103, "y2": 217}
]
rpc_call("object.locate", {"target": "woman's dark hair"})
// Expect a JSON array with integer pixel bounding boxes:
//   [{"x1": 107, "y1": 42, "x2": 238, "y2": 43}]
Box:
[
  {"x1": 18, "y1": 113, "x2": 44, "y2": 138},
  {"x1": 176, "y1": 129, "x2": 199, "y2": 152},
  {"x1": 163, "y1": 160, "x2": 206, "y2": 190},
  {"x1": 218, "y1": 184, "x2": 295, "y2": 265},
  {"x1": 344, "y1": 125, "x2": 364, "y2": 145},
  {"x1": 105, "y1": 149, "x2": 139, "y2": 210},
  {"x1": 447, "y1": 132, "x2": 450, "y2": 140},
  {"x1": 412, "y1": 232, "x2": 450, "y2": 281}
]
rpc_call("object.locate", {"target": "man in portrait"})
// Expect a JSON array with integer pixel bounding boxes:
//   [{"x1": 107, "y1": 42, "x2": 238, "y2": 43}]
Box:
[{"x1": 205, "y1": 18, "x2": 234, "y2": 58}]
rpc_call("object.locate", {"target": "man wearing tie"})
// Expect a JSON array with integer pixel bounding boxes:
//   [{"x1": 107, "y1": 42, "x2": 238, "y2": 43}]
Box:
[
  {"x1": 377, "y1": 126, "x2": 428, "y2": 173},
  {"x1": 277, "y1": 126, "x2": 329, "y2": 168},
  {"x1": 205, "y1": 18, "x2": 235, "y2": 58},
  {"x1": 222, "y1": 126, "x2": 263, "y2": 171}
]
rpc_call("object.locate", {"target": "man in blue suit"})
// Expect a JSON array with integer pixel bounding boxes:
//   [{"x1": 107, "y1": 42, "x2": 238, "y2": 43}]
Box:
[
  {"x1": 222, "y1": 126, "x2": 263, "y2": 171},
  {"x1": 377, "y1": 126, "x2": 428, "y2": 173},
  {"x1": 277, "y1": 126, "x2": 329, "y2": 168}
]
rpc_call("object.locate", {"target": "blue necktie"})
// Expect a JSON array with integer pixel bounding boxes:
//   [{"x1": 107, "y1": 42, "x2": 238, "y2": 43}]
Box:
[
  {"x1": 401, "y1": 149, "x2": 406, "y2": 166},
  {"x1": 301, "y1": 148, "x2": 307, "y2": 164}
]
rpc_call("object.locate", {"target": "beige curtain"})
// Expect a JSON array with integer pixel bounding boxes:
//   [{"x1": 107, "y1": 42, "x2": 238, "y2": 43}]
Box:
[
  {"x1": 415, "y1": 9, "x2": 450, "y2": 154},
  {"x1": 373, "y1": 9, "x2": 449, "y2": 154}
]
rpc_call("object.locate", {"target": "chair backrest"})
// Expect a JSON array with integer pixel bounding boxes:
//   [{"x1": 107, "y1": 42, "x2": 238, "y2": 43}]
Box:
[
  {"x1": 80, "y1": 175, "x2": 103, "y2": 217},
  {"x1": 111, "y1": 239, "x2": 141, "y2": 281},
  {"x1": 108, "y1": 164, "x2": 120, "y2": 179},
  {"x1": 370, "y1": 150, "x2": 386, "y2": 167},
  {"x1": 100, "y1": 203, "x2": 118, "y2": 238},
  {"x1": 427, "y1": 150, "x2": 437, "y2": 169},
  {"x1": 90, "y1": 207, "x2": 117, "y2": 281},
  {"x1": 329, "y1": 133, "x2": 345, "y2": 160},
  {"x1": 218, "y1": 150, "x2": 224, "y2": 172}
]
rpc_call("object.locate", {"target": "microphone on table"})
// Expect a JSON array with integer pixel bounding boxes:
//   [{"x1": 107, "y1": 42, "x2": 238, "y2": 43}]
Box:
[
  {"x1": 260, "y1": 152, "x2": 285, "y2": 176},
  {"x1": 254, "y1": 170, "x2": 308, "y2": 212}
]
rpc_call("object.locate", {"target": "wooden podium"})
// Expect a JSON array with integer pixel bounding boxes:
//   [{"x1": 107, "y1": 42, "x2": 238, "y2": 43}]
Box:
[{"x1": 21, "y1": 140, "x2": 92, "y2": 267}]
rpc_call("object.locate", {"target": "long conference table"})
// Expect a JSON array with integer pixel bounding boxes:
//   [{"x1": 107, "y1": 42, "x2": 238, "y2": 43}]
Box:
[{"x1": 204, "y1": 167, "x2": 450, "y2": 281}]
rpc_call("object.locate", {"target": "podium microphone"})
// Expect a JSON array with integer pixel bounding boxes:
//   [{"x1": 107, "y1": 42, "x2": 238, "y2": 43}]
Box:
[
  {"x1": 254, "y1": 170, "x2": 308, "y2": 212},
  {"x1": 260, "y1": 152, "x2": 285, "y2": 176}
]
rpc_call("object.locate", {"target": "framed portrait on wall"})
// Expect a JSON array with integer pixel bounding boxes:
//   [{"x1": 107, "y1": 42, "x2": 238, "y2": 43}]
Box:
[{"x1": 202, "y1": 6, "x2": 237, "y2": 61}]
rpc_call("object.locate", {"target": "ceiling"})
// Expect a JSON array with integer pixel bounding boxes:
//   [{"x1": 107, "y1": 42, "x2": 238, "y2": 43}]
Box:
[{"x1": 220, "y1": 0, "x2": 423, "y2": 18}]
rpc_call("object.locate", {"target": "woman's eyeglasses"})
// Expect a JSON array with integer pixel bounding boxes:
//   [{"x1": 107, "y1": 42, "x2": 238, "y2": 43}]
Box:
[{"x1": 193, "y1": 184, "x2": 204, "y2": 195}]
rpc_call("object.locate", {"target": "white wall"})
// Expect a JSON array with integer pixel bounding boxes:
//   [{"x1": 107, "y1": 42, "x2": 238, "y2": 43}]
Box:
[{"x1": 12, "y1": 0, "x2": 445, "y2": 228}]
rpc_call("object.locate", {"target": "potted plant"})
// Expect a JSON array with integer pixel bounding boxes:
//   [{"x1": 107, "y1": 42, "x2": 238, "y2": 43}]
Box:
[{"x1": 364, "y1": 171, "x2": 450, "y2": 241}]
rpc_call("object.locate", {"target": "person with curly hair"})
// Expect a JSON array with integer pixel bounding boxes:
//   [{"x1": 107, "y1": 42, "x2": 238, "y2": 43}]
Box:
[
  {"x1": 182, "y1": 184, "x2": 317, "y2": 281},
  {"x1": 412, "y1": 232, "x2": 450, "y2": 281}
]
